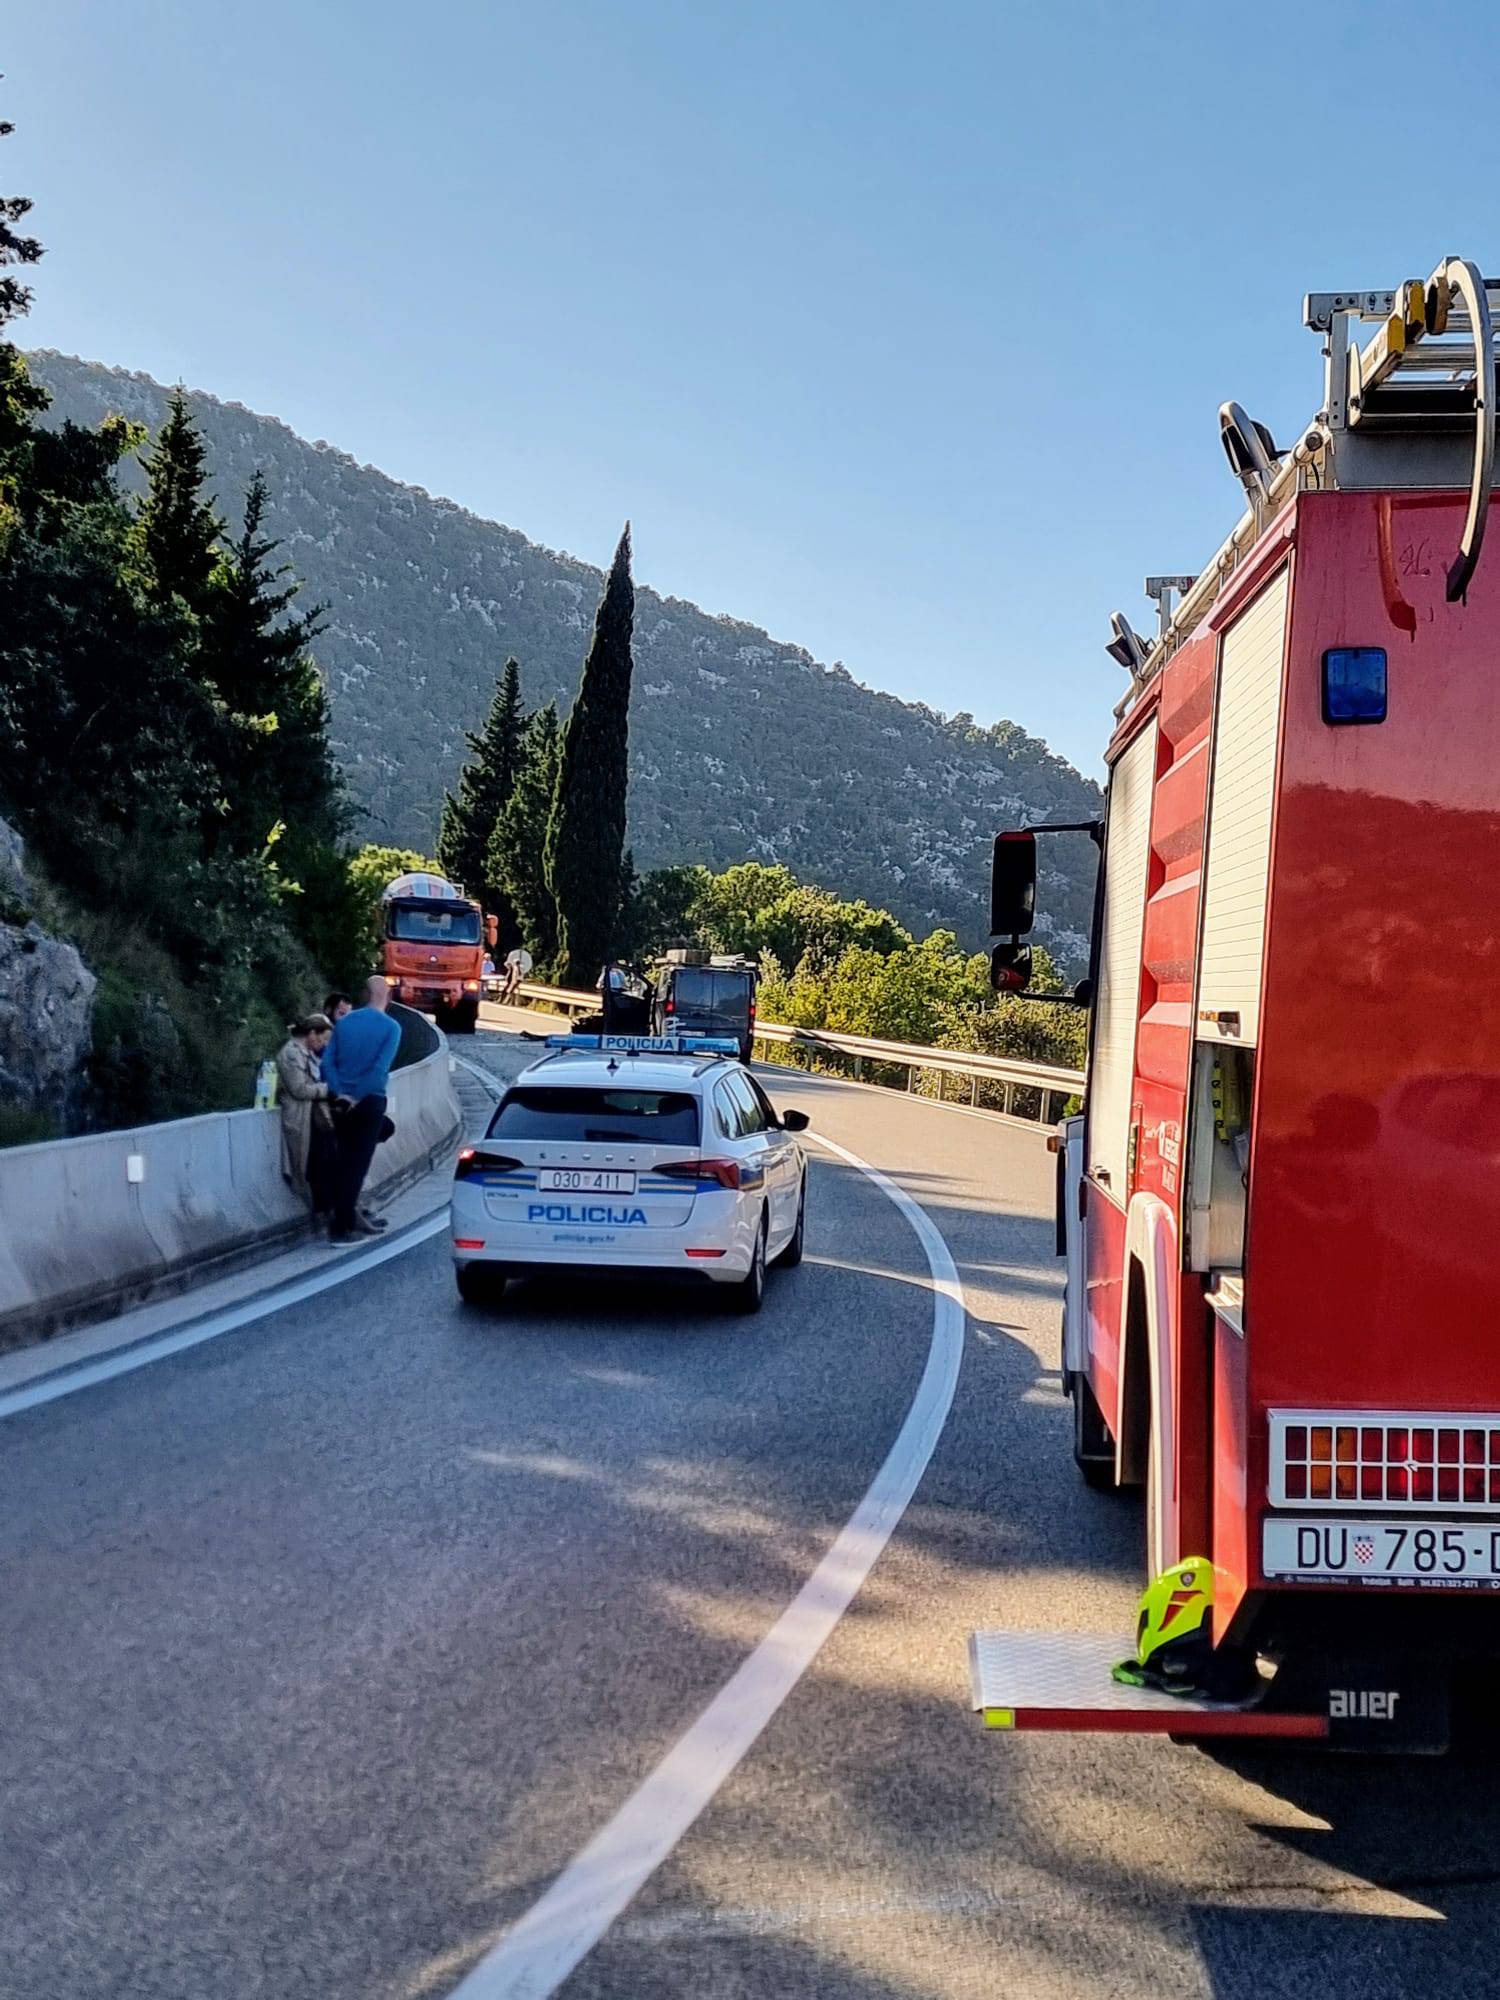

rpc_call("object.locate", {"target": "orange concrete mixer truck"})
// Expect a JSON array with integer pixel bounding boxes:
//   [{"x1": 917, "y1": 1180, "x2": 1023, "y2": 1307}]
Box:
[{"x1": 379, "y1": 871, "x2": 485, "y2": 1033}]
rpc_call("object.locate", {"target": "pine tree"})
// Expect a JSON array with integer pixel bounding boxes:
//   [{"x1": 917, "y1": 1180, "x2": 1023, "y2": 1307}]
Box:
[
  {"x1": 488, "y1": 701, "x2": 560, "y2": 967},
  {"x1": 0, "y1": 119, "x2": 42, "y2": 334},
  {"x1": 0, "y1": 121, "x2": 48, "y2": 527},
  {"x1": 200, "y1": 471, "x2": 346, "y2": 857},
  {"x1": 438, "y1": 655, "x2": 526, "y2": 928},
  {"x1": 133, "y1": 388, "x2": 222, "y2": 615},
  {"x1": 545, "y1": 525, "x2": 634, "y2": 984}
]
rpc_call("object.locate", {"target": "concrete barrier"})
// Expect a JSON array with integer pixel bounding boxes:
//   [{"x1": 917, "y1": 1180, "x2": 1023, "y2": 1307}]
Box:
[{"x1": 0, "y1": 1003, "x2": 462, "y2": 1347}]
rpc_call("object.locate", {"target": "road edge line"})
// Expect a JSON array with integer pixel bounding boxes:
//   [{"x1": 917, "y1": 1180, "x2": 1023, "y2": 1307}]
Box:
[
  {"x1": 444, "y1": 1129, "x2": 967, "y2": 2000},
  {"x1": 0, "y1": 1052, "x2": 508, "y2": 1421},
  {"x1": 0, "y1": 1210, "x2": 452, "y2": 1421}
]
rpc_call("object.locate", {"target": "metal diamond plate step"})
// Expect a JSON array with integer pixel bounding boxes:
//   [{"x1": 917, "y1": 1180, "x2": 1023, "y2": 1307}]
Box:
[{"x1": 968, "y1": 1629, "x2": 1327, "y2": 1739}]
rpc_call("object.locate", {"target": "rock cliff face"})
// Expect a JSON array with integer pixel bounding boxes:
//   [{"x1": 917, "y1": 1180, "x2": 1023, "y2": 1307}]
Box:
[{"x1": 0, "y1": 818, "x2": 96, "y2": 1129}]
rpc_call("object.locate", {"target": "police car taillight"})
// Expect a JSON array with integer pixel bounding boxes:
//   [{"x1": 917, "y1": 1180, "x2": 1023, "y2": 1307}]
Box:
[
  {"x1": 657, "y1": 1157, "x2": 741, "y2": 1191},
  {"x1": 454, "y1": 1148, "x2": 522, "y2": 1180}
]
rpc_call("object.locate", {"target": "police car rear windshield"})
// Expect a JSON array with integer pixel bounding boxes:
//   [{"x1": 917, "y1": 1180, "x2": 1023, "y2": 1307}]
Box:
[{"x1": 489, "y1": 1088, "x2": 701, "y2": 1145}]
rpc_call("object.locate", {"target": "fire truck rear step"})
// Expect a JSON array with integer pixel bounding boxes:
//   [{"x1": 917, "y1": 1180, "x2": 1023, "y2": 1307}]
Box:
[{"x1": 968, "y1": 1630, "x2": 1327, "y2": 1739}]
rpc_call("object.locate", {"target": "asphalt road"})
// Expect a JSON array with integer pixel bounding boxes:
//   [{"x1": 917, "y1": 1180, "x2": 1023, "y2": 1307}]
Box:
[{"x1": 6, "y1": 1027, "x2": 1500, "y2": 1999}]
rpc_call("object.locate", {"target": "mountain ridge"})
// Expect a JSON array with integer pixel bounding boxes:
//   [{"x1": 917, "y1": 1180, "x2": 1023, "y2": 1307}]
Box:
[{"x1": 27, "y1": 349, "x2": 1101, "y2": 960}]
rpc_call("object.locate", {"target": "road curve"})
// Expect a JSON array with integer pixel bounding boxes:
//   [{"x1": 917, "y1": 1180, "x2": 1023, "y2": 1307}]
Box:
[{"x1": 5, "y1": 1029, "x2": 1499, "y2": 2000}]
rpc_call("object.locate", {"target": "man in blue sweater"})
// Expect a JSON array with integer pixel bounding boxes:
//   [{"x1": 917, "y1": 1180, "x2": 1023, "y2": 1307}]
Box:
[{"x1": 322, "y1": 975, "x2": 402, "y2": 1244}]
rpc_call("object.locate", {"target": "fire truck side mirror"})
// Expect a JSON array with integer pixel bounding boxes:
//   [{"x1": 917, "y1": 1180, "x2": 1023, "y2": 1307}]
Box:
[
  {"x1": 991, "y1": 941, "x2": 1033, "y2": 994},
  {"x1": 991, "y1": 830, "x2": 1036, "y2": 938}
]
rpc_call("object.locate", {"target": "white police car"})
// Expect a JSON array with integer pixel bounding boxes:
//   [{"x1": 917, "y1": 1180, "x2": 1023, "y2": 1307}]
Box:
[{"x1": 451, "y1": 1036, "x2": 810, "y2": 1312}]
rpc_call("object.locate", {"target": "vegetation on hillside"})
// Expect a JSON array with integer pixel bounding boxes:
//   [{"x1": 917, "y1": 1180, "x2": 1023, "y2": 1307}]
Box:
[
  {"x1": 434, "y1": 640, "x2": 1087, "y2": 1074},
  {"x1": 0, "y1": 122, "x2": 362, "y2": 1127},
  {"x1": 629, "y1": 856, "x2": 1087, "y2": 1076},
  {"x1": 0, "y1": 111, "x2": 1085, "y2": 1144},
  {"x1": 29, "y1": 353, "x2": 1103, "y2": 964}
]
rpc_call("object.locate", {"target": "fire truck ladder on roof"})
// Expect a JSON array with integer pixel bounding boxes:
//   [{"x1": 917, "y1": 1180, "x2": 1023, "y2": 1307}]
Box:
[
  {"x1": 1306, "y1": 256, "x2": 1497, "y2": 600},
  {"x1": 1116, "y1": 255, "x2": 1500, "y2": 716}
]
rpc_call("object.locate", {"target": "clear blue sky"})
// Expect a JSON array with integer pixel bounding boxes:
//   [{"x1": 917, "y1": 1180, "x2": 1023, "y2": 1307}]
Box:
[{"x1": 9, "y1": 1, "x2": 1500, "y2": 774}]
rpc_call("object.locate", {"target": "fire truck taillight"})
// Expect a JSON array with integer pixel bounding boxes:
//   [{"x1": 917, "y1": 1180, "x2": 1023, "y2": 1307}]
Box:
[{"x1": 1274, "y1": 1413, "x2": 1500, "y2": 1507}]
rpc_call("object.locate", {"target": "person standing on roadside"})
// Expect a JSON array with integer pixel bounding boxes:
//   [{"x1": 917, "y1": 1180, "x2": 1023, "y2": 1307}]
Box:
[
  {"x1": 323, "y1": 991, "x2": 353, "y2": 1024},
  {"x1": 499, "y1": 941, "x2": 533, "y2": 1003},
  {"x1": 322, "y1": 976, "x2": 401, "y2": 1245},
  {"x1": 275, "y1": 1014, "x2": 336, "y2": 1215},
  {"x1": 597, "y1": 958, "x2": 627, "y2": 1033}
]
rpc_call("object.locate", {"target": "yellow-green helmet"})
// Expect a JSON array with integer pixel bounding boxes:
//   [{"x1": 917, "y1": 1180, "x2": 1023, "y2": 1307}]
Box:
[{"x1": 1135, "y1": 1558, "x2": 1214, "y2": 1682}]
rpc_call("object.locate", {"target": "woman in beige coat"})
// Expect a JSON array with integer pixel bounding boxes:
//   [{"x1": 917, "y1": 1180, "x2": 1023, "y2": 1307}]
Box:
[{"x1": 276, "y1": 1015, "x2": 335, "y2": 1211}]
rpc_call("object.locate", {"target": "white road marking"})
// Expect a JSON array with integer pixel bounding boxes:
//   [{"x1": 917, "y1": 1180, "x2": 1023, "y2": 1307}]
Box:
[
  {"x1": 445, "y1": 1129, "x2": 967, "y2": 2000},
  {"x1": 0, "y1": 1212, "x2": 451, "y2": 1421},
  {"x1": 450, "y1": 1050, "x2": 507, "y2": 1100}
]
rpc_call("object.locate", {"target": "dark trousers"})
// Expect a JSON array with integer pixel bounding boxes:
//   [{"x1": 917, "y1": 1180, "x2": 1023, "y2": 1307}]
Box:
[
  {"x1": 308, "y1": 1122, "x2": 338, "y2": 1215},
  {"x1": 332, "y1": 1094, "x2": 387, "y2": 1231}
]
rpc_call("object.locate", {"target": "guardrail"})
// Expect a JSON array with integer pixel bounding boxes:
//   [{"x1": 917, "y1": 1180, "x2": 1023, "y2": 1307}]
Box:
[
  {"x1": 485, "y1": 980, "x2": 1084, "y2": 1127},
  {"x1": 0, "y1": 1003, "x2": 463, "y2": 1346}
]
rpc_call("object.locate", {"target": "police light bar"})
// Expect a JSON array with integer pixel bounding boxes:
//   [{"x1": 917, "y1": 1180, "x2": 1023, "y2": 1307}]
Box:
[{"x1": 543, "y1": 1033, "x2": 740, "y2": 1056}]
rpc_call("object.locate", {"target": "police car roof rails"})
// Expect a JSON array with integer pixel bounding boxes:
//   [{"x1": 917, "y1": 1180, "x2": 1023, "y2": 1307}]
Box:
[{"x1": 542, "y1": 1033, "x2": 741, "y2": 1056}]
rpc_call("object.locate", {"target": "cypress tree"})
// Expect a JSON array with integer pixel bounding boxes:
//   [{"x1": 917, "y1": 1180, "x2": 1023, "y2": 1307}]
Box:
[
  {"x1": 438, "y1": 655, "x2": 526, "y2": 927},
  {"x1": 545, "y1": 525, "x2": 634, "y2": 984},
  {"x1": 488, "y1": 701, "x2": 560, "y2": 967},
  {"x1": 133, "y1": 389, "x2": 222, "y2": 615}
]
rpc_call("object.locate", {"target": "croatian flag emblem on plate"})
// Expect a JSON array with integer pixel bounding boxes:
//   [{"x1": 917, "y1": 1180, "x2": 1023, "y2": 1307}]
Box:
[{"x1": 1354, "y1": 1538, "x2": 1375, "y2": 1565}]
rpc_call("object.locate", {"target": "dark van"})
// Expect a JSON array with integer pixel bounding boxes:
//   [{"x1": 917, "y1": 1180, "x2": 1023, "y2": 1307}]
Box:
[{"x1": 653, "y1": 956, "x2": 758, "y2": 1062}]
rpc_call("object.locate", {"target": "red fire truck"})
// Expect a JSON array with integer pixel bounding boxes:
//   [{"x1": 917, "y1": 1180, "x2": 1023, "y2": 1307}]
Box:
[{"x1": 972, "y1": 257, "x2": 1500, "y2": 1751}]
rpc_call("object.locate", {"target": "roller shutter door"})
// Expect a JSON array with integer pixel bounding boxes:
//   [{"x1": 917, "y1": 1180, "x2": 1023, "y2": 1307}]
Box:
[
  {"x1": 1086, "y1": 721, "x2": 1156, "y2": 1202},
  {"x1": 1197, "y1": 569, "x2": 1289, "y2": 1045}
]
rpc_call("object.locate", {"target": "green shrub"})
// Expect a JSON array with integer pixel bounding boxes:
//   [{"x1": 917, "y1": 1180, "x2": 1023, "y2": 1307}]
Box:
[{"x1": 0, "y1": 1104, "x2": 59, "y2": 1149}]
